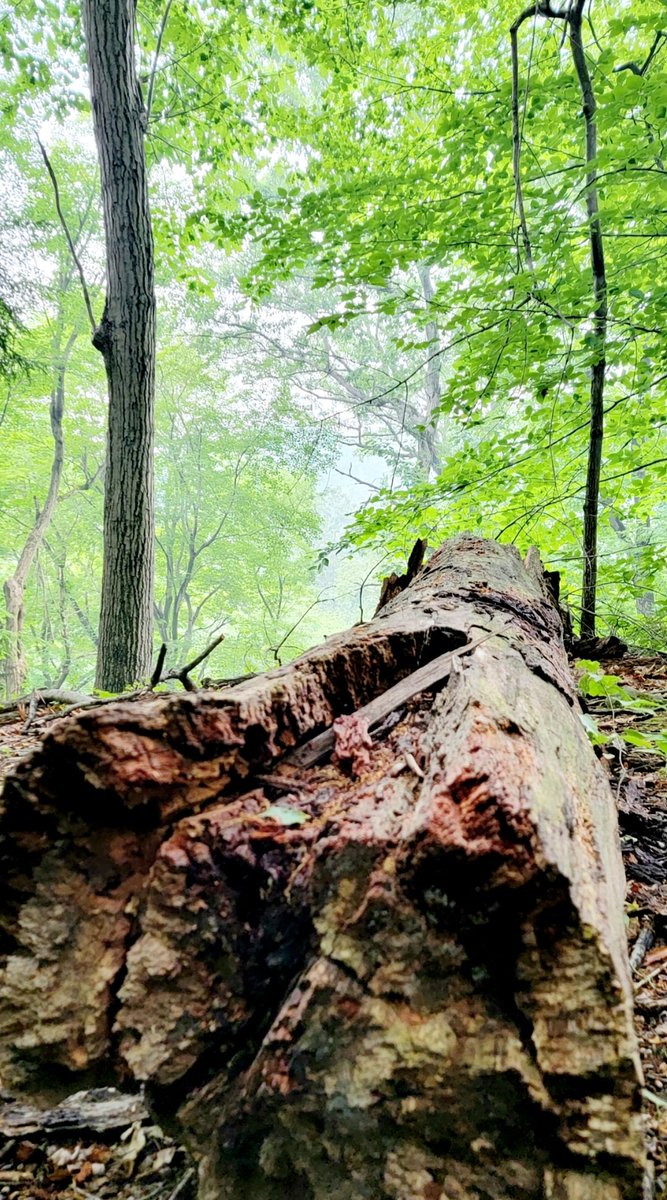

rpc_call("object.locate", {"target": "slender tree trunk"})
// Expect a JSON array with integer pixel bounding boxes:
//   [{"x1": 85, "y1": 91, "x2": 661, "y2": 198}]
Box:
[
  {"x1": 570, "y1": 3, "x2": 607, "y2": 639},
  {"x1": 510, "y1": 13, "x2": 535, "y2": 272},
  {"x1": 416, "y1": 264, "x2": 443, "y2": 479},
  {"x1": 83, "y1": 0, "x2": 156, "y2": 692},
  {"x1": 43, "y1": 535, "x2": 100, "y2": 648},
  {"x1": 2, "y1": 329, "x2": 76, "y2": 697},
  {"x1": 510, "y1": 2, "x2": 607, "y2": 639}
]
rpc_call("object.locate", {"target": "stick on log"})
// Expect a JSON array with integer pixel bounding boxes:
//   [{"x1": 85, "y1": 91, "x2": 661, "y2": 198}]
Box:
[{"x1": 0, "y1": 536, "x2": 646, "y2": 1199}]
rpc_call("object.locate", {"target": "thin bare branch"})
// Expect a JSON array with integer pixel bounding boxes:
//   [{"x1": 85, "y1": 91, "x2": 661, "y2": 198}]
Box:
[
  {"x1": 145, "y1": 0, "x2": 174, "y2": 122},
  {"x1": 37, "y1": 138, "x2": 96, "y2": 334},
  {"x1": 616, "y1": 30, "x2": 667, "y2": 77},
  {"x1": 333, "y1": 466, "x2": 380, "y2": 492},
  {"x1": 510, "y1": 19, "x2": 536, "y2": 271}
]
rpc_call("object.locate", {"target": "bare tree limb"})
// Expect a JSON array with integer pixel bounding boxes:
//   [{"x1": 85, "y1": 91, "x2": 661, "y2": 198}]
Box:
[
  {"x1": 37, "y1": 138, "x2": 96, "y2": 335},
  {"x1": 145, "y1": 0, "x2": 174, "y2": 123},
  {"x1": 616, "y1": 30, "x2": 667, "y2": 77},
  {"x1": 510, "y1": 17, "x2": 536, "y2": 271}
]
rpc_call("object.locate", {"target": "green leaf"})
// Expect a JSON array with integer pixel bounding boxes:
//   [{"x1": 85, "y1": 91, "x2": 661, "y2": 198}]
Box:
[{"x1": 262, "y1": 805, "x2": 310, "y2": 826}]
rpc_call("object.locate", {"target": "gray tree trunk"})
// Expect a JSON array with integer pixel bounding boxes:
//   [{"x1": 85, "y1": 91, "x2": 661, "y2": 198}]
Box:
[
  {"x1": 2, "y1": 324, "x2": 76, "y2": 697},
  {"x1": 416, "y1": 264, "x2": 443, "y2": 479},
  {"x1": 83, "y1": 0, "x2": 156, "y2": 692}
]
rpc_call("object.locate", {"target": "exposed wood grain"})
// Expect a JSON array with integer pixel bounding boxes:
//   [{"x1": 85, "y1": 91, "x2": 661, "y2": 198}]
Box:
[{"x1": 285, "y1": 634, "x2": 491, "y2": 768}]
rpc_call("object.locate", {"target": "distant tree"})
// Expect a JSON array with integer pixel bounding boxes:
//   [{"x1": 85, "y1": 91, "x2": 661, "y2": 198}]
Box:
[{"x1": 2, "y1": 305, "x2": 76, "y2": 697}]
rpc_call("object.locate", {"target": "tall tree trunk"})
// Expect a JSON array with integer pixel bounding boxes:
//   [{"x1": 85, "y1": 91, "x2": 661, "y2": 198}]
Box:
[
  {"x1": 570, "y1": 3, "x2": 607, "y2": 639},
  {"x1": 83, "y1": 0, "x2": 156, "y2": 692},
  {"x1": 2, "y1": 328, "x2": 76, "y2": 697},
  {"x1": 510, "y1": 2, "x2": 607, "y2": 639}
]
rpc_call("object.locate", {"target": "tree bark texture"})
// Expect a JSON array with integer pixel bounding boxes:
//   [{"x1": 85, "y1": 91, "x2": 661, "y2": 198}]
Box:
[
  {"x1": 83, "y1": 0, "x2": 156, "y2": 692},
  {"x1": 0, "y1": 537, "x2": 645, "y2": 1198}
]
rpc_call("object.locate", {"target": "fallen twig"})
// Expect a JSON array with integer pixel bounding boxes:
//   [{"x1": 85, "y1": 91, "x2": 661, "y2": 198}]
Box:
[
  {"x1": 630, "y1": 920, "x2": 655, "y2": 974},
  {"x1": 0, "y1": 688, "x2": 94, "y2": 716},
  {"x1": 164, "y1": 1166, "x2": 195, "y2": 1200},
  {"x1": 21, "y1": 690, "x2": 39, "y2": 733},
  {"x1": 160, "y1": 633, "x2": 226, "y2": 691},
  {"x1": 634, "y1": 961, "x2": 666, "y2": 994}
]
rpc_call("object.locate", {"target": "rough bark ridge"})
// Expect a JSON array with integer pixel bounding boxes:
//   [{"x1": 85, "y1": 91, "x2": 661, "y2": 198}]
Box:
[
  {"x1": 0, "y1": 537, "x2": 645, "y2": 1199},
  {"x1": 83, "y1": 0, "x2": 156, "y2": 692}
]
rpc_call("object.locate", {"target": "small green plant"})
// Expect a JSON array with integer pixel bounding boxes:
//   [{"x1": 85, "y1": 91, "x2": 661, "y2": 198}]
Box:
[
  {"x1": 578, "y1": 711, "x2": 608, "y2": 747},
  {"x1": 577, "y1": 660, "x2": 667, "y2": 760},
  {"x1": 621, "y1": 727, "x2": 667, "y2": 758},
  {"x1": 576, "y1": 661, "x2": 656, "y2": 712}
]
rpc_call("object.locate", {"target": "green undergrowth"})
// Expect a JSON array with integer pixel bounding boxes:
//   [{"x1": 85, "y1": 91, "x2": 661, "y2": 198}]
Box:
[{"x1": 577, "y1": 660, "x2": 667, "y2": 762}]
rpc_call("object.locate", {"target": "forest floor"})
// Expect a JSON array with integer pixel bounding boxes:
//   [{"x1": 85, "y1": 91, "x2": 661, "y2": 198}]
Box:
[{"x1": 0, "y1": 649, "x2": 665, "y2": 1197}]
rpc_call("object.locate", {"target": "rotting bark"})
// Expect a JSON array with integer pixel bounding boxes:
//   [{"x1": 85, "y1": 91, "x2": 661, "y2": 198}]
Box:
[{"x1": 0, "y1": 536, "x2": 645, "y2": 1199}]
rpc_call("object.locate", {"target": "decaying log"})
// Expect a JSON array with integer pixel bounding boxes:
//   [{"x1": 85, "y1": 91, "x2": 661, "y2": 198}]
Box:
[{"x1": 0, "y1": 536, "x2": 646, "y2": 1199}]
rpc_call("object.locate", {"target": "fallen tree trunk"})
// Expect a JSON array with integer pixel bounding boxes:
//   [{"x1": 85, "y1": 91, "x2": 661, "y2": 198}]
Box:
[{"x1": 0, "y1": 536, "x2": 645, "y2": 1199}]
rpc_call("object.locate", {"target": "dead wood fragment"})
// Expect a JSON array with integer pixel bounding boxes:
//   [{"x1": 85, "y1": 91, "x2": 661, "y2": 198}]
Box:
[
  {"x1": 21, "y1": 691, "x2": 40, "y2": 733},
  {"x1": 150, "y1": 643, "x2": 168, "y2": 688},
  {"x1": 158, "y1": 633, "x2": 226, "y2": 691},
  {"x1": 631, "y1": 921, "x2": 656, "y2": 974},
  {"x1": 571, "y1": 633, "x2": 629, "y2": 660},
  {"x1": 285, "y1": 637, "x2": 490, "y2": 769},
  {"x1": 331, "y1": 713, "x2": 373, "y2": 776},
  {"x1": 0, "y1": 1089, "x2": 149, "y2": 1137},
  {"x1": 0, "y1": 536, "x2": 647, "y2": 1200},
  {"x1": 374, "y1": 537, "x2": 427, "y2": 614}
]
